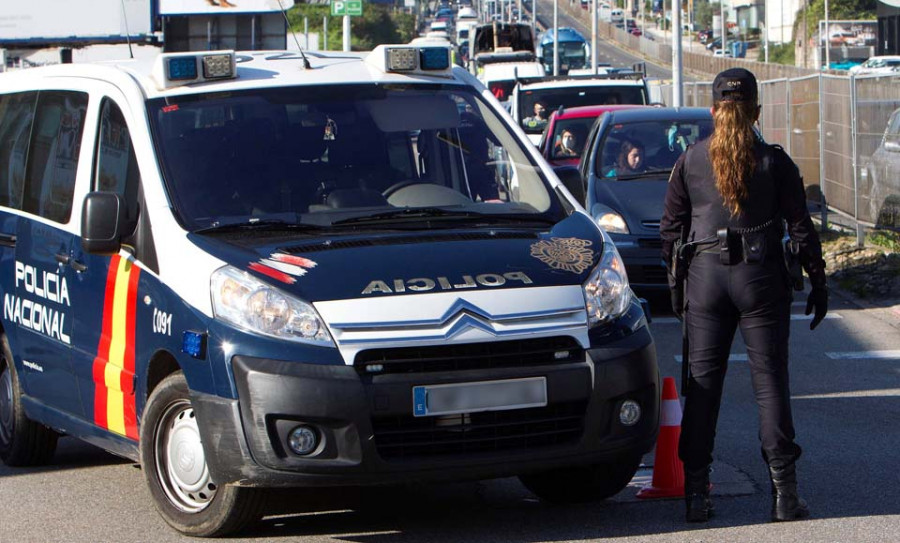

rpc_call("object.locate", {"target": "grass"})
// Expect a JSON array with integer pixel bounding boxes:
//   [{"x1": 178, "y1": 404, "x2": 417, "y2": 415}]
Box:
[{"x1": 867, "y1": 230, "x2": 900, "y2": 252}]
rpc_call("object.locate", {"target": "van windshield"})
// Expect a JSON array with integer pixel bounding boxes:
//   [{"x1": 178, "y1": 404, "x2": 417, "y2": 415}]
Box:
[{"x1": 147, "y1": 85, "x2": 565, "y2": 231}]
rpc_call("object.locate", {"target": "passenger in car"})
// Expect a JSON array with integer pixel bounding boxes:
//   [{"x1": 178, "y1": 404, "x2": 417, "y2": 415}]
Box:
[{"x1": 606, "y1": 139, "x2": 646, "y2": 176}]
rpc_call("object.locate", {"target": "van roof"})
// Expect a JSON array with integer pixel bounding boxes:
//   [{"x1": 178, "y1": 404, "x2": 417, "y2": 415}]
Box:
[{"x1": 0, "y1": 49, "x2": 468, "y2": 101}]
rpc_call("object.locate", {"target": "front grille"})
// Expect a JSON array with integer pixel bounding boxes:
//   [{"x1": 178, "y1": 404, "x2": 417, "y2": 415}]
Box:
[
  {"x1": 355, "y1": 336, "x2": 583, "y2": 375},
  {"x1": 372, "y1": 401, "x2": 587, "y2": 460},
  {"x1": 641, "y1": 220, "x2": 661, "y2": 229},
  {"x1": 637, "y1": 237, "x2": 663, "y2": 249},
  {"x1": 626, "y1": 264, "x2": 668, "y2": 284}
]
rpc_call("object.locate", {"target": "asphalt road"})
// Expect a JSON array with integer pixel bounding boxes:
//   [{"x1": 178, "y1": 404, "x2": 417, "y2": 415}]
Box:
[
  {"x1": 530, "y1": 0, "x2": 679, "y2": 81},
  {"x1": 2, "y1": 287, "x2": 899, "y2": 542}
]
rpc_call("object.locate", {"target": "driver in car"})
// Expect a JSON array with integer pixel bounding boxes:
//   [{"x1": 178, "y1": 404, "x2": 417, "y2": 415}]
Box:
[{"x1": 606, "y1": 139, "x2": 646, "y2": 176}]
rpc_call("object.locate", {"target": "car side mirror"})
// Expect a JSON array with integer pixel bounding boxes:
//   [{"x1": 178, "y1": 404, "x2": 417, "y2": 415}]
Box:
[
  {"x1": 81, "y1": 192, "x2": 126, "y2": 255},
  {"x1": 553, "y1": 165, "x2": 585, "y2": 205},
  {"x1": 885, "y1": 137, "x2": 900, "y2": 153}
]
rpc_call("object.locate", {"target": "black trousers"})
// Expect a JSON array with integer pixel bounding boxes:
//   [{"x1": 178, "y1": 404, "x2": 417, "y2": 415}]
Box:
[{"x1": 678, "y1": 252, "x2": 802, "y2": 471}]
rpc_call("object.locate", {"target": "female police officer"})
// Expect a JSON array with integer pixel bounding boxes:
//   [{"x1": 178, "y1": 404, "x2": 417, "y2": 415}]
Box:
[{"x1": 660, "y1": 68, "x2": 828, "y2": 523}]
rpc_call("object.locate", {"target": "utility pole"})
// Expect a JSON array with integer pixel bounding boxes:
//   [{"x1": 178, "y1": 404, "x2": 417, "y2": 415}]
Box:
[
  {"x1": 592, "y1": 0, "x2": 598, "y2": 74},
  {"x1": 673, "y1": 0, "x2": 682, "y2": 106},
  {"x1": 343, "y1": 15, "x2": 350, "y2": 52},
  {"x1": 824, "y1": 0, "x2": 830, "y2": 69},
  {"x1": 324, "y1": 16, "x2": 328, "y2": 50},
  {"x1": 720, "y1": 0, "x2": 726, "y2": 57},
  {"x1": 553, "y1": 0, "x2": 560, "y2": 75}
]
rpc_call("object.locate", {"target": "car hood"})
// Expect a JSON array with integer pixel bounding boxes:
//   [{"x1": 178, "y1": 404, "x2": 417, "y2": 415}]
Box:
[
  {"x1": 188, "y1": 213, "x2": 604, "y2": 303},
  {"x1": 591, "y1": 176, "x2": 669, "y2": 232}
]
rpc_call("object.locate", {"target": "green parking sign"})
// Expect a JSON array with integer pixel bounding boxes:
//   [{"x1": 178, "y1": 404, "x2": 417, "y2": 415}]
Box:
[{"x1": 331, "y1": 0, "x2": 363, "y2": 16}]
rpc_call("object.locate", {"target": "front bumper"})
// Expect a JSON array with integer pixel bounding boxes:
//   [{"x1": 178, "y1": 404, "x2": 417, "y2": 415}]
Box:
[{"x1": 192, "y1": 326, "x2": 659, "y2": 488}]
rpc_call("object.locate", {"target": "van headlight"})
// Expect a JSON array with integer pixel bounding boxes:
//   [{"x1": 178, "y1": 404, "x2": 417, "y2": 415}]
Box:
[
  {"x1": 211, "y1": 266, "x2": 334, "y2": 346},
  {"x1": 583, "y1": 232, "x2": 632, "y2": 327}
]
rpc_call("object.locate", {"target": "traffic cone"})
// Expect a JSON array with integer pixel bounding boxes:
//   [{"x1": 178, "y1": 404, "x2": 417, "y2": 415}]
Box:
[{"x1": 636, "y1": 376, "x2": 685, "y2": 499}]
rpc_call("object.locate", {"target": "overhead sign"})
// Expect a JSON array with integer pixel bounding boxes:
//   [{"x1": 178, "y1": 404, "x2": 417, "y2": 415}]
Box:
[
  {"x1": 0, "y1": 0, "x2": 152, "y2": 42},
  {"x1": 160, "y1": 0, "x2": 296, "y2": 15},
  {"x1": 331, "y1": 0, "x2": 363, "y2": 16}
]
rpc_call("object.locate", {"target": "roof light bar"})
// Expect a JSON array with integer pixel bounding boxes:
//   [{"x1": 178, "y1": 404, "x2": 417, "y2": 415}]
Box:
[
  {"x1": 152, "y1": 51, "x2": 236, "y2": 90},
  {"x1": 367, "y1": 45, "x2": 452, "y2": 76}
]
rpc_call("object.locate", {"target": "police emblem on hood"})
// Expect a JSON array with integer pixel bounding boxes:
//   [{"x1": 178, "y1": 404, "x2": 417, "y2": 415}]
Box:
[{"x1": 530, "y1": 237, "x2": 594, "y2": 274}]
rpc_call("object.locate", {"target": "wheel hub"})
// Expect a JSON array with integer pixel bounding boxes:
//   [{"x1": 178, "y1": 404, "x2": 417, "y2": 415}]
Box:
[{"x1": 155, "y1": 401, "x2": 217, "y2": 512}]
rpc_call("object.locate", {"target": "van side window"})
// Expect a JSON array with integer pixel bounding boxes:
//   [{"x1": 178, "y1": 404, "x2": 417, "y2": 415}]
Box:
[
  {"x1": 22, "y1": 91, "x2": 88, "y2": 223},
  {"x1": 95, "y1": 99, "x2": 139, "y2": 232},
  {"x1": 0, "y1": 92, "x2": 37, "y2": 210}
]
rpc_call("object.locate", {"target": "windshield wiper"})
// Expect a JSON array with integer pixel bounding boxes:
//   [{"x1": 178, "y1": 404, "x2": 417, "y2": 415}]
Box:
[
  {"x1": 331, "y1": 207, "x2": 557, "y2": 226},
  {"x1": 194, "y1": 219, "x2": 331, "y2": 234}
]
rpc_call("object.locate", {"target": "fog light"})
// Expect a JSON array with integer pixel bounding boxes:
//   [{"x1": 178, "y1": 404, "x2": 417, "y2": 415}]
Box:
[
  {"x1": 619, "y1": 400, "x2": 641, "y2": 426},
  {"x1": 287, "y1": 425, "x2": 318, "y2": 455}
]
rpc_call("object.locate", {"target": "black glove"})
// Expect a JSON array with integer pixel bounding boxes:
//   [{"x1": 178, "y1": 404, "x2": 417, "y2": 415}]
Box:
[
  {"x1": 671, "y1": 286, "x2": 684, "y2": 321},
  {"x1": 805, "y1": 287, "x2": 828, "y2": 330}
]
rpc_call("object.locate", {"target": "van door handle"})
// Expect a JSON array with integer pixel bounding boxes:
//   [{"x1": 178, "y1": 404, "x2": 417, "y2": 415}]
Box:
[
  {"x1": 55, "y1": 252, "x2": 87, "y2": 272},
  {"x1": 0, "y1": 233, "x2": 15, "y2": 248}
]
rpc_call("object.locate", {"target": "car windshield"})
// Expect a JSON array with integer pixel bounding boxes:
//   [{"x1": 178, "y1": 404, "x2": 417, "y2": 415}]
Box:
[
  {"x1": 549, "y1": 117, "x2": 597, "y2": 159},
  {"x1": 540, "y1": 43, "x2": 588, "y2": 71},
  {"x1": 597, "y1": 118, "x2": 713, "y2": 179},
  {"x1": 148, "y1": 84, "x2": 564, "y2": 231},
  {"x1": 519, "y1": 86, "x2": 646, "y2": 134}
]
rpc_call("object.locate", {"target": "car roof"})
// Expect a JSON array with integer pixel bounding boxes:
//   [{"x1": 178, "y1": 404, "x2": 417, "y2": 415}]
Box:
[
  {"x1": 518, "y1": 76, "x2": 644, "y2": 90},
  {"x1": 551, "y1": 104, "x2": 647, "y2": 120},
  {"x1": 603, "y1": 106, "x2": 711, "y2": 122},
  {"x1": 0, "y1": 50, "x2": 469, "y2": 101}
]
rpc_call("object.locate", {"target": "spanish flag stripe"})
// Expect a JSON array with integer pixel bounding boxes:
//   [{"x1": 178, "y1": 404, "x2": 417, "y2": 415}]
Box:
[
  {"x1": 105, "y1": 257, "x2": 133, "y2": 436},
  {"x1": 92, "y1": 254, "x2": 121, "y2": 430},
  {"x1": 123, "y1": 263, "x2": 141, "y2": 440}
]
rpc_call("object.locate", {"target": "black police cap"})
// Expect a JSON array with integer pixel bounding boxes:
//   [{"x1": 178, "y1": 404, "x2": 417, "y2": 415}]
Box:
[{"x1": 712, "y1": 68, "x2": 758, "y2": 104}]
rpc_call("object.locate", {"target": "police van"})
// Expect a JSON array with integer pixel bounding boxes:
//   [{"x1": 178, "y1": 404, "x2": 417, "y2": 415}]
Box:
[{"x1": 0, "y1": 46, "x2": 659, "y2": 536}]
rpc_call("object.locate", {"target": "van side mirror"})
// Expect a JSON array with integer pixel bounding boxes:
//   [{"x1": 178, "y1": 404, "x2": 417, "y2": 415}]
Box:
[
  {"x1": 553, "y1": 165, "x2": 585, "y2": 205},
  {"x1": 81, "y1": 192, "x2": 126, "y2": 254},
  {"x1": 885, "y1": 137, "x2": 900, "y2": 153}
]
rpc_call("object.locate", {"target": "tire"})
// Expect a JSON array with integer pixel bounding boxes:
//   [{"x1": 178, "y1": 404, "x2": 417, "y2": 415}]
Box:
[
  {"x1": 0, "y1": 334, "x2": 58, "y2": 466},
  {"x1": 519, "y1": 455, "x2": 642, "y2": 503},
  {"x1": 140, "y1": 372, "x2": 266, "y2": 537}
]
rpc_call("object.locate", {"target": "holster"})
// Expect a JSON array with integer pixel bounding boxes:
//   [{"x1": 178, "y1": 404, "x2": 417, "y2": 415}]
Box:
[{"x1": 783, "y1": 238, "x2": 804, "y2": 291}]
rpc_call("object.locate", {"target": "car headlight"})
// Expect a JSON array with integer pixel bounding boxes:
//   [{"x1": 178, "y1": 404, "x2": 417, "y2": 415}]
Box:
[
  {"x1": 211, "y1": 266, "x2": 334, "y2": 346},
  {"x1": 583, "y1": 232, "x2": 632, "y2": 327},
  {"x1": 592, "y1": 204, "x2": 629, "y2": 234}
]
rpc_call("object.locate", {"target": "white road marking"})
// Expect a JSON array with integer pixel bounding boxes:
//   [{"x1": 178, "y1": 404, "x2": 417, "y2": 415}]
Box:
[
  {"x1": 651, "y1": 313, "x2": 842, "y2": 325},
  {"x1": 824, "y1": 350, "x2": 900, "y2": 360},
  {"x1": 793, "y1": 389, "x2": 900, "y2": 399}
]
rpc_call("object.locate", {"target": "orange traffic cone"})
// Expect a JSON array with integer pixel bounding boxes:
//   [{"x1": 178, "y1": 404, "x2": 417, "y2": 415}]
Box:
[{"x1": 636, "y1": 376, "x2": 685, "y2": 499}]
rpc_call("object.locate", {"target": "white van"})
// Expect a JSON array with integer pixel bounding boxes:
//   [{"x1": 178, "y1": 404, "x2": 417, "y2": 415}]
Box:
[{"x1": 0, "y1": 47, "x2": 658, "y2": 537}]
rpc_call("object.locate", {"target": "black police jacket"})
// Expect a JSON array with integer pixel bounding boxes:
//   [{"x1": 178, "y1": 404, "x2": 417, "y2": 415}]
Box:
[{"x1": 659, "y1": 138, "x2": 826, "y2": 288}]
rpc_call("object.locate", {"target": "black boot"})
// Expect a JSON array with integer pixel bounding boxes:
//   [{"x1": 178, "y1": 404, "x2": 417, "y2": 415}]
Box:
[
  {"x1": 684, "y1": 466, "x2": 713, "y2": 523},
  {"x1": 769, "y1": 463, "x2": 810, "y2": 522}
]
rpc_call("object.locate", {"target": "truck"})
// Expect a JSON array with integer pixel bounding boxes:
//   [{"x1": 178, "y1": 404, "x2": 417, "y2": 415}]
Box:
[{"x1": 538, "y1": 27, "x2": 590, "y2": 75}]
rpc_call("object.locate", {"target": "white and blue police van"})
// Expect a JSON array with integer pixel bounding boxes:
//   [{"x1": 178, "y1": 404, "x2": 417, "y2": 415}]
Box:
[{"x1": 0, "y1": 46, "x2": 659, "y2": 536}]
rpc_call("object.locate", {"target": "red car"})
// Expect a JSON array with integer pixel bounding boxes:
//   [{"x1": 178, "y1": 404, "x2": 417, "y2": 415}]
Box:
[{"x1": 538, "y1": 104, "x2": 645, "y2": 168}]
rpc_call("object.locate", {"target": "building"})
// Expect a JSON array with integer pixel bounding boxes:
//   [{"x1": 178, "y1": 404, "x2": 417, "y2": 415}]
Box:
[{"x1": 878, "y1": 0, "x2": 900, "y2": 55}]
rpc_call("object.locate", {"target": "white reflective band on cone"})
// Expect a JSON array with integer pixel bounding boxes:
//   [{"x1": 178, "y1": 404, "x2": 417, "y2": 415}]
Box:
[{"x1": 660, "y1": 398, "x2": 682, "y2": 427}]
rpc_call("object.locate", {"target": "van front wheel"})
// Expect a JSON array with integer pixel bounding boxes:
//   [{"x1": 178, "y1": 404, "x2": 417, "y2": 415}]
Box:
[
  {"x1": 0, "y1": 335, "x2": 58, "y2": 466},
  {"x1": 519, "y1": 455, "x2": 642, "y2": 503},
  {"x1": 140, "y1": 372, "x2": 265, "y2": 537}
]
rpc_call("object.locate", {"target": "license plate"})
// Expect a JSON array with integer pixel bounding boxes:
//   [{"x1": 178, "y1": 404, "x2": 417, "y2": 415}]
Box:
[{"x1": 412, "y1": 377, "x2": 547, "y2": 417}]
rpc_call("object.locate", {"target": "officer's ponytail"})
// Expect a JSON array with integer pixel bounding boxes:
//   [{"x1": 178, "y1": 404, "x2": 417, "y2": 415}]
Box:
[{"x1": 709, "y1": 100, "x2": 758, "y2": 216}]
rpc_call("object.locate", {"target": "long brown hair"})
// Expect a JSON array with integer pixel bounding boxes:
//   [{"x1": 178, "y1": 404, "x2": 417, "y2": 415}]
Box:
[{"x1": 709, "y1": 100, "x2": 759, "y2": 216}]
